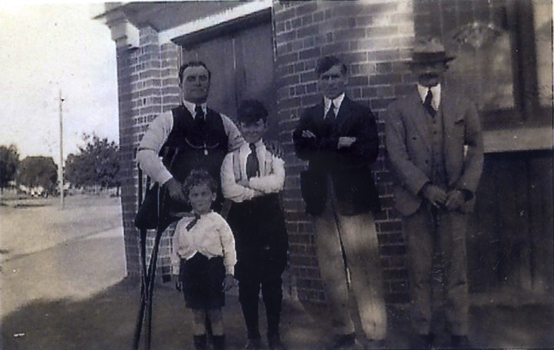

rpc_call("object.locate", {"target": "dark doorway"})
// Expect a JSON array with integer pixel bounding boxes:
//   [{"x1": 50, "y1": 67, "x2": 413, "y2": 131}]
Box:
[{"x1": 468, "y1": 151, "x2": 554, "y2": 298}]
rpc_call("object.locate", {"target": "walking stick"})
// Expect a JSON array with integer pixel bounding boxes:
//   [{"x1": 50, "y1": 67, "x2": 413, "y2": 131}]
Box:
[
  {"x1": 132, "y1": 166, "x2": 164, "y2": 350},
  {"x1": 132, "y1": 149, "x2": 178, "y2": 350},
  {"x1": 132, "y1": 167, "x2": 149, "y2": 350},
  {"x1": 144, "y1": 224, "x2": 164, "y2": 349},
  {"x1": 132, "y1": 226, "x2": 147, "y2": 350},
  {"x1": 132, "y1": 190, "x2": 165, "y2": 350}
]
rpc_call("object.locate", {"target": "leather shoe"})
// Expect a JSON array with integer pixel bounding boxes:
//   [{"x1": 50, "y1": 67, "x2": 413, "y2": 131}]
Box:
[
  {"x1": 268, "y1": 335, "x2": 287, "y2": 350},
  {"x1": 411, "y1": 333, "x2": 434, "y2": 349},
  {"x1": 451, "y1": 335, "x2": 471, "y2": 349},
  {"x1": 244, "y1": 338, "x2": 263, "y2": 350},
  {"x1": 363, "y1": 339, "x2": 385, "y2": 349},
  {"x1": 329, "y1": 333, "x2": 357, "y2": 349}
]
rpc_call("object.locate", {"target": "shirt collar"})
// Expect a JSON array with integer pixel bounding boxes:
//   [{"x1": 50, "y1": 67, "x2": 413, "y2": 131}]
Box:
[
  {"x1": 243, "y1": 139, "x2": 265, "y2": 152},
  {"x1": 417, "y1": 84, "x2": 441, "y2": 110},
  {"x1": 324, "y1": 93, "x2": 345, "y2": 113},
  {"x1": 183, "y1": 99, "x2": 207, "y2": 118},
  {"x1": 191, "y1": 209, "x2": 212, "y2": 217}
]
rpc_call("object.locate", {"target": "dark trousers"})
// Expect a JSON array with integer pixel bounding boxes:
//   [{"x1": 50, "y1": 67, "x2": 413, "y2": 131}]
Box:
[
  {"x1": 238, "y1": 276, "x2": 283, "y2": 340},
  {"x1": 180, "y1": 254, "x2": 225, "y2": 310}
]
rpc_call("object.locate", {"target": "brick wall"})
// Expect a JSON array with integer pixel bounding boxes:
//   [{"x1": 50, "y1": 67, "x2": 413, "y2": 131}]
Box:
[
  {"x1": 115, "y1": 26, "x2": 181, "y2": 277},
  {"x1": 273, "y1": 1, "x2": 415, "y2": 304},
  {"x1": 108, "y1": 0, "x2": 550, "y2": 304},
  {"x1": 114, "y1": 1, "x2": 417, "y2": 301}
]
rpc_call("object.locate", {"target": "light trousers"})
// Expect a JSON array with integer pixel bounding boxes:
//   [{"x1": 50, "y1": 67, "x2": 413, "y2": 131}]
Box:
[
  {"x1": 403, "y1": 205, "x2": 469, "y2": 336},
  {"x1": 312, "y1": 185, "x2": 387, "y2": 340}
]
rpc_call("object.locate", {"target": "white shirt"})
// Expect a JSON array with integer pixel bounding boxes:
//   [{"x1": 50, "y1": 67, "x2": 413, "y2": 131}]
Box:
[
  {"x1": 136, "y1": 104, "x2": 243, "y2": 185},
  {"x1": 324, "y1": 93, "x2": 345, "y2": 118},
  {"x1": 417, "y1": 84, "x2": 441, "y2": 111},
  {"x1": 183, "y1": 99, "x2": 206, "y2": 119},
  {"x1": 170, "y1": 211, "x2": 236, "y2": 275},
  {"x1": 221, "y1": 140, "x2": 285, "y2": 203}
]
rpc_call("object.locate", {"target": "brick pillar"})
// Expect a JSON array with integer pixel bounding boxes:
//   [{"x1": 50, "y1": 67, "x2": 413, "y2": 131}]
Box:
[
  {"x1": 109, "y1": 20, "x2": 181, "y2": 277},
  {"x1": 273, "y1": 1, "x2": 415, "y2": 303},
  {"x1": 161, "y1": 43, "x2": 181, "y2": 112},
  {"x1": 115, "y1": 43, "x2": 139, "y2": 276},
  {"x1": 105, "y1": 8, "x2": 143, "y2": 277}
]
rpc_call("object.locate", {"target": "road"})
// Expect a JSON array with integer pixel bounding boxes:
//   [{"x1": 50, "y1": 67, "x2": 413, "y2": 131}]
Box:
[{"x1": 0, "y1": 195, "x2": 127, "y2": 317}]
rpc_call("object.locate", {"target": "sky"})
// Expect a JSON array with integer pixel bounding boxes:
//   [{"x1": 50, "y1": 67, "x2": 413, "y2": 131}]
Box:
[{"x1": 0, "y1": 2, "x2": 119, "y2": 164}]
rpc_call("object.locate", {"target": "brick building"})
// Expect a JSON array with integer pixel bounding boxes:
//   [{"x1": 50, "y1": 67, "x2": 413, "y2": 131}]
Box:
[{"x1": 96, "y1": 0, "x2": 553, "y2": 305}]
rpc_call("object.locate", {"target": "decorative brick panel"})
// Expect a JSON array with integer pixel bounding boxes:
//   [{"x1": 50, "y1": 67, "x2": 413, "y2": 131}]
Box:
[{"x1": 274, "y1": 1, "x2": 415, "y2": 304}]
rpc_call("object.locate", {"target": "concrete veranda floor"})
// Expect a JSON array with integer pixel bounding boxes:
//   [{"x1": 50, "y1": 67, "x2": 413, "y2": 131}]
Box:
[{"x1": 1, "y1": 225, "x2": 553, "y2": 349}]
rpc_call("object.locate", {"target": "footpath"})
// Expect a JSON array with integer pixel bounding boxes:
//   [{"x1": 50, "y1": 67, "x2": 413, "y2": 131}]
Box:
[{"x1": 1, "y1": 226, "x2": 553, "y2": 350}]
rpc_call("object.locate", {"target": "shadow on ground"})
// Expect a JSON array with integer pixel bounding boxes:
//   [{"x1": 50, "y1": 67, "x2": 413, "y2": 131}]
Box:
[
  {"x1": 1, "y1": 277, "x2": 553, "y2": 350},
  {"x1": 0, "y1": 277, "x2": 329, "y2": 350}
]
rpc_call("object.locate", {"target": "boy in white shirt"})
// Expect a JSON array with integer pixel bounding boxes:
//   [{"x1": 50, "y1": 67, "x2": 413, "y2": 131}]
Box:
[
  {"x1": 221, "y1": 100, "x2": 288, "y2": 350},
  {"x1": 171, "y1": 169, "x2": 236, "y2": 350}
]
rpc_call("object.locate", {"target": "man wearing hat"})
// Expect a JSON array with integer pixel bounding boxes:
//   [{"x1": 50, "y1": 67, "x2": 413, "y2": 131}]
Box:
[{"x1": 385, "y1": 38, "x2": 483, "y2": 349}]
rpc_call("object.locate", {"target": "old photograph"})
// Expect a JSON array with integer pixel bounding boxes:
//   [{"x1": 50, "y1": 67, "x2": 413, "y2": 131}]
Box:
[{"x1": 1, "y1": 1, "x2": 552, "y2": 349}]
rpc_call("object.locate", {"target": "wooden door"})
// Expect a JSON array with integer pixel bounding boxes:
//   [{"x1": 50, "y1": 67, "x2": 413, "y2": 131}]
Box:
[
  {"x1": 467, "y1": 151, "x2": 554, "y2": 297},
  {"x1": 180, "y1": 22, "x2": 277, "y2": 140}
]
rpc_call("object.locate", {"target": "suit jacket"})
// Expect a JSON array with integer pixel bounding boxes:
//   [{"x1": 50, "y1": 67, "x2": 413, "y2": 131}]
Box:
[
  {"x1": 293, "y1": 96, "x2": 381, "y2": 216},
  {"x1": 385, "y1": 87, "x2": 484, "y2": 216}
]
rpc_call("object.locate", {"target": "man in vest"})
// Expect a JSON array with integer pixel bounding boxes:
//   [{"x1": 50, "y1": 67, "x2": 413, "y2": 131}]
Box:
[
  {"x1": 137, "y1": 61, "x2": 243, "y2": 229},
  {"x1": 385, "y1": 38, "x2": 484, "y2": 349}
]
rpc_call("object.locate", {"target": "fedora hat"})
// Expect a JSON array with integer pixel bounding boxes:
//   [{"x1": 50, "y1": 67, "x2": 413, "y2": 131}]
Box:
[{"x1": 407, "y1": 37, "x2": 455, "y2": 64}]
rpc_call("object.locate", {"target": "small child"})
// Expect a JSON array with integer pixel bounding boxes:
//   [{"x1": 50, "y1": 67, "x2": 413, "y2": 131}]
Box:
[
  {"x1": 171, "y1": 169, "x2": 236, "y2": 350},
  {"x1": 221, "y1": 100, "x2": 289, "y2": 350}
]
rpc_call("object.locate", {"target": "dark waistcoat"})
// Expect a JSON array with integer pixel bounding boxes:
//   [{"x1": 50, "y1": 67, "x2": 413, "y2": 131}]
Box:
[{"x1": 159, "y1": 105, "x2": 229, "y2": 216}]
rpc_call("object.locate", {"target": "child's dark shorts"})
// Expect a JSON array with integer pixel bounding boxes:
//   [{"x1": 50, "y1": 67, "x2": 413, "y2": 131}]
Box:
[{"x1": 179, "y1": 253, "x2": 225, "y2": 310}]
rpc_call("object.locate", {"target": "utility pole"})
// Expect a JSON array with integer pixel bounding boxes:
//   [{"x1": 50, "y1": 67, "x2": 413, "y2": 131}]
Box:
[{"x1": 59, "y1": 89, "x2": 64, "y2": 209}]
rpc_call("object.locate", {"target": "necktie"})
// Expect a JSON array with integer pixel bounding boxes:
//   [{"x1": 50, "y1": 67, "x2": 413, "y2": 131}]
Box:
[
  {"x1": 194, "y1": 105, "x2": 205, "y2": 128},
  {"x1": 423, "y1": 89, "x2": 436, "y2": 117},
  {"x1": 325, "y1": 102, "x2": 336, "y2": 122},
  {"x1": 186, "y1": 213, "x2": 201, "y2": 231},
  {"x1": 246, "y1": 143, "x2": 260, "y2": 179}
]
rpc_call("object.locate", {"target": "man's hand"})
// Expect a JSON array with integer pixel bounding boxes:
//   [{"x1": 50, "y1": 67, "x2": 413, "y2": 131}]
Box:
[
  {"x1": 421, "y1": 183, "x2": 447, "y2": 208},
  {"x1": 265, "y1": 140, "x2": 284, "y2": 159},
  {"x1": 174, "y1": 275, "x2": 182, "y2": 292},
  {"x1": 445, "y1": 190, "x2": 465, "y2": 211},
  {"x1": 237, "y1": 179, "x2": 250, "y2": 187},
  {"x1": 164, "y1": 178, "x2": 187, "y2": 203},
  {"x1": 338, "y1": 136, "x2": 357, "y2": 149},
  {"x1": 223, "y1": 274, "x2": 235, "y2": 292},
  {"x1": 302, "y1": 130, "x2": 316, "y2": 138}
]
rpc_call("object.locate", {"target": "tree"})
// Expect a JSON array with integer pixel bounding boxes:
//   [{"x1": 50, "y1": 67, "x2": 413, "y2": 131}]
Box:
[
  {"x1": 16, "y1": 156, "x2": 58, "y2": 194},
  {"x1": 0, "y1": 144, "x2": 20, "y2": 192},
  {"x1": 65, "y1": 134, "x2": 121, "y2": 194}
]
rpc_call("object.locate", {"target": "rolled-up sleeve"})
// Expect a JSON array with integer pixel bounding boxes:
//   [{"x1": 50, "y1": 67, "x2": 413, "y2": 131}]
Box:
[
  {"x1": 222, "y1": 114, "x2": 244, "y2": 152},
  {"x1": 218, "y1": 217, "x2": 236, "y2": 275},
  {"x1": 136, "y1": 111, "x2": 174, "y2": 185},
  {"x1": 221, "y1": 152, "x2": 257, "y2": 202},
  {"x1": 249, "y1": 155, "x2": 285, "y2": 194}
]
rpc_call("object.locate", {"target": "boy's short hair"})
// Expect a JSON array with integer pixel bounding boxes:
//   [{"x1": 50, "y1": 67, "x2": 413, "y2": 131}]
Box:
[
  {"x1": 315, "y1": 56, "x2": 347, "y2": 77},
  {"x1": 182, "y1": 169, "x2": 218, "y2": 199},
  {"x1": 237, "y1": 99, "x2": 268, "y2": 125}
]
